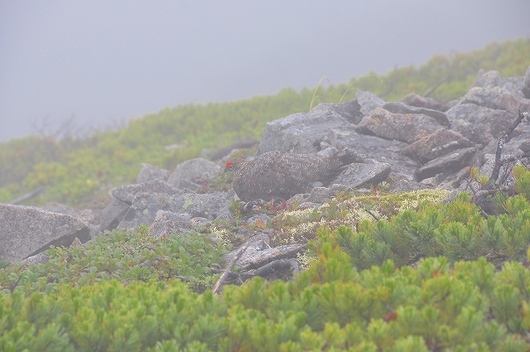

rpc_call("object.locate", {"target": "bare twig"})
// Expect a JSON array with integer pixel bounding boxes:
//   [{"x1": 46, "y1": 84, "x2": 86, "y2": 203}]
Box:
[
  {"x1": 212, "y1": 240, "x2": 251, "y2": 294},
  {"x1": 484, "y1": 110, "x2": 528, "y2": 190},
  {"x1": 9, "y1": 186, "x2": 46, "y2": 205},
  {"x1": 471, "y1": 110, "x2": 529, "y2": 215}
]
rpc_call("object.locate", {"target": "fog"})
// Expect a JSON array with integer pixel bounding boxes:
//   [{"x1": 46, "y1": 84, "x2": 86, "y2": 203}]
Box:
[{"x1": 1, "y1": 0, "x2": 529, "y2": 142}]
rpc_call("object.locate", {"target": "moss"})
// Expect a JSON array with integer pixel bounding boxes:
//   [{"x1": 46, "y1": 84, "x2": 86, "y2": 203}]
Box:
[{"x1": 269, "y1": 189, "x2": 450, "y2": 247}]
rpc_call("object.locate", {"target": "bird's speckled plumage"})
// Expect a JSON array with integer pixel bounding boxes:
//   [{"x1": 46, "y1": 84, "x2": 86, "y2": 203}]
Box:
[{"x1": 227, "y1": 150, "x2": 357, "y2": 201}]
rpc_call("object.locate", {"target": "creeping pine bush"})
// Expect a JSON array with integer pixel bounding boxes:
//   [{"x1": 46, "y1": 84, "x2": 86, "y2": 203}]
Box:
[
  {"x1": 0, "y1": 227, "x2": 226, "y2": 295},
  {"x1": 2, "y1": 166, "x2": 530, "y2": 350},
  {"x1": 312, "y1": 173, "x2": 530, "y2": 271},
  {"x1": 2, "y1": 248, "x2": 530, "y2": 350}
]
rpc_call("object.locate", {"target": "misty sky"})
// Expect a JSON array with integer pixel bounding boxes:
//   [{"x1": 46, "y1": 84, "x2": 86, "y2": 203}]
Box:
[{"x1": 1, "y1": 1, "x2": 529, "y2": 142}]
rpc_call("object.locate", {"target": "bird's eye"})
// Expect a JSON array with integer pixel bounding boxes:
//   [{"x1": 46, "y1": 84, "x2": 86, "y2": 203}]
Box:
[{"x1": 226, "y1": 161, "x2": 233, "y2": 168}]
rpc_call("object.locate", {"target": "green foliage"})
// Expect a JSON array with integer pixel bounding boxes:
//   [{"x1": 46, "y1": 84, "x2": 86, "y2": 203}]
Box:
[
  {"x1": 514, "y1": 164, "x2": 530, "y2": 201},
  {"x1": 1, "y1": 39, "x2": 529, "y2": 207},
  {"x1": 312, "y1": 177, "x2": 530, "y2": 271},
  {"x1": 2, "y1": 250, "x2": 530, "y2": 350},
  {"x1": 1, "y1": 38, "x2": 530, "y2": 350},
  {"x1": 0, "y1": 227, "x2": 225, "y2": 295}
]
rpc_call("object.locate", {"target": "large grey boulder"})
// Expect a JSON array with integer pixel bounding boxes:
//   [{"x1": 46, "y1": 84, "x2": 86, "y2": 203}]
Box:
[
  {"x1": 461, "y1": 86, "x2": 530, "y2": 113},
  {"x1": 474, "y1": 68, "x2": 527, "y2": 96},
  {"x1": 383, "y1": 102, "x2": 449, "y2": 127},
  {"x1": 446, "y1": 68, "x2": 530, "y2": 146},
  {"x1": 400, "y1": 93, "x2": 447, "y2": 111},
  {"x1": 0, "y1": 204, "x2": 91, "y2": 263},
  {"x1": 357, "y1": 107, "x2": 445, "y2": 143},
  {"x1": 148, "y1": 210, "x2": 193, "y2": 239},
  {"x1": 415, "y1": 147, "x2": 477, "y2": 181},
  {"x1": 100, "y1": 180, "x2": 183, "y2": 232},
  {"x1": 401, "y1": 128, "x2": 475, "y2": 164},
  {"x1": 333, "y1": 162, "x2": 392, "y2": 188},
  {"x1": 117, "y1": 191, "x2": 228, "y2": 230},
  {"x1": 346, "y1": 90, "x2": 386, "y2": 124},
  {"x1": 167, "y1": 158, "x2": 220, "y2": 190},
  {"x1": 257, "y1": 102, "x2": 357, "y2": 155},
  {"x1": 256, "y1": 98, "x2": 422, "y2": 192},
  {"x1": 136, "y1": 163, "x2": 169, "y2": 183},
  {"x1": 445, "y1": 104, "x2": 514, "y2": 146},
  {"x1": 99, "y1": 198, "x2": 130, "y2": 232},
  {"x1": 112, "y1": 179, "x2": 182, "y2": 205}
]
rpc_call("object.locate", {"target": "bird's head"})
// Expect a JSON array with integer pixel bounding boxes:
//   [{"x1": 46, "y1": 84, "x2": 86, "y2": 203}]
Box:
[
  {"x1": 224, "y1": 160, "x2": 237, "y2": 173},
  {"x1": 224, "y1": 158, "x2": 245, "y2": 173}
]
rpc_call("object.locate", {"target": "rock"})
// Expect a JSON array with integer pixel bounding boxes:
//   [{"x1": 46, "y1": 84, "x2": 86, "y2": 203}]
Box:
[
  {"x1": 4, "y1": 66, "x2": 530, "y2": 285},
  {"x1": 445, "y1": 103, "x2": 515, "y2": 146},
  {"x1": 472, "y1": 69, "x2": 501, "y2": 88},
  {"x1": 0, "y1": 204, "x2": 91, "y2": 263},
  {"x1": 258, "y1": 101, "x2": 357, "y2": 155},
  {"x1": 148, "y1": 210, "x2": 192, "y2": 239},
  {"x1": 246, "y1": 214, "x2": 271, "y2": 228},
  {"x1": 303, "y1": 185, "x2": 351, "y2": 204},
  {"x1": 100, "y1": 181, "x2": 185, "y2": 232},
  {"x1": 136, "y1": 163, "x2": 169, "y2": 183},
  {"x1": 333, "y1": 162, "x2": 392, "y2": 188},
  {"x1": 479, "y1": 153, "x2": 517, "y2": 189},
  {"x1": 461, "y1": 86, "x2": 530, "y2": 113},
  {"x1": 480, "y1": 120, "x2": 530, "y2": 157},
  {"x1": 167, "y1": 158, "x2": 220, "y2": 189},
  {"x1": 99, "y1": 198, "x2": 130, "y2": 232},
  {"x1": 257, "y1": 100, "x2": 420, "y2": 193},
  {"x1": 415, "y1": 147, "x2": 477, "y2": 181},
  {"x1": 190, "y1": 217, "x2": 210, "y2": 228},
  {"x1": 523, "y1": 66, "x2": 530, "y2": 99},
  {"x1": 117, "y1": 191, "x2": 228, "y2": 230},
  {"x1": 401, "y1": 128, "x2": 475, "y2": 164},
  {"x1": 41, "y1": 202, "x2": 97, "y2": 225},
  {"x1": 352, "y1": 91, "x2": 386, "y2": 123},
  {"x1": 357, "y1": 107, "x2": 443, "y2": 143},
  {"x1": 41, "y1": 202, "x2": 99, "y2": 238},
  {"x1": 401, "y1": 93, "x2": 447, "y2": 111},
  {"x1": 22, "y1": 252, "x2": 49, "y2": 265},
  {"x1": 520, "y1": 139, "x2": 530, "y2": 153},
  {"x1": 474, "y1": 68, "x2": 527, "y2": 95},
  {"x1": 383, "y1": 102, "x2": 450, "y2": 127},
  {"x1": 315, "y1": 99, "x2": 366, "y2": 125},
  {"x1": 112, "y1": 180, "x2": 182, "y2": 205}
]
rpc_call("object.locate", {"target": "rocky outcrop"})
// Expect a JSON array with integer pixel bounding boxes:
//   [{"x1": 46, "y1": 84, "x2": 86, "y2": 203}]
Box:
[
  {"x1": 357, "y1": 107, "x2": 444, "y2": 143},
  {"x1": 2, "y1": 67, "x2": 530, "y2": 286},
  {"x1": 401, "y1": 129, "x2": 474, "y2": 164},
  {"x1": 167, "y1": 158, "x2": 220, "y2": 190},
  {"x1": 0, "y1": 204, "x2": 91, "y2": 262}
]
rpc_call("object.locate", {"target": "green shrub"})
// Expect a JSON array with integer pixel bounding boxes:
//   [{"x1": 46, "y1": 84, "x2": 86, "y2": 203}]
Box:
[
  {"x1": 0, "y1": 227, "x2": 225, "y2": 296},
  {"x1": 313, "y1": 186, "x2": 530, "y2": 271},
  {"x1": 2, "y1": 251, "x2": 530, "y2": 350}
]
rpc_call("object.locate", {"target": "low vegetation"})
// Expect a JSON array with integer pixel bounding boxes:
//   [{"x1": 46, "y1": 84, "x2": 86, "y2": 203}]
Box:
[
  {"x1": 2, "y1": 165, "x2": 530, "y2": 350},
  {"x1": 1, "y1": 38, "x2": 529, "y2": 208},
  {"x1": 2, "y1": 255, "x2": 530, "y2": 351},
  {"x1": 2, "y1": 38, "x2": 530, "y2": 350}
]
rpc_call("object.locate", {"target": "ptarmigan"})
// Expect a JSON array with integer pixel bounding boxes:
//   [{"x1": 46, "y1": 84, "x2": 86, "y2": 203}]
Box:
[{"x1": 225, "y1": 150, "x2": 358, "y2": 202}]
